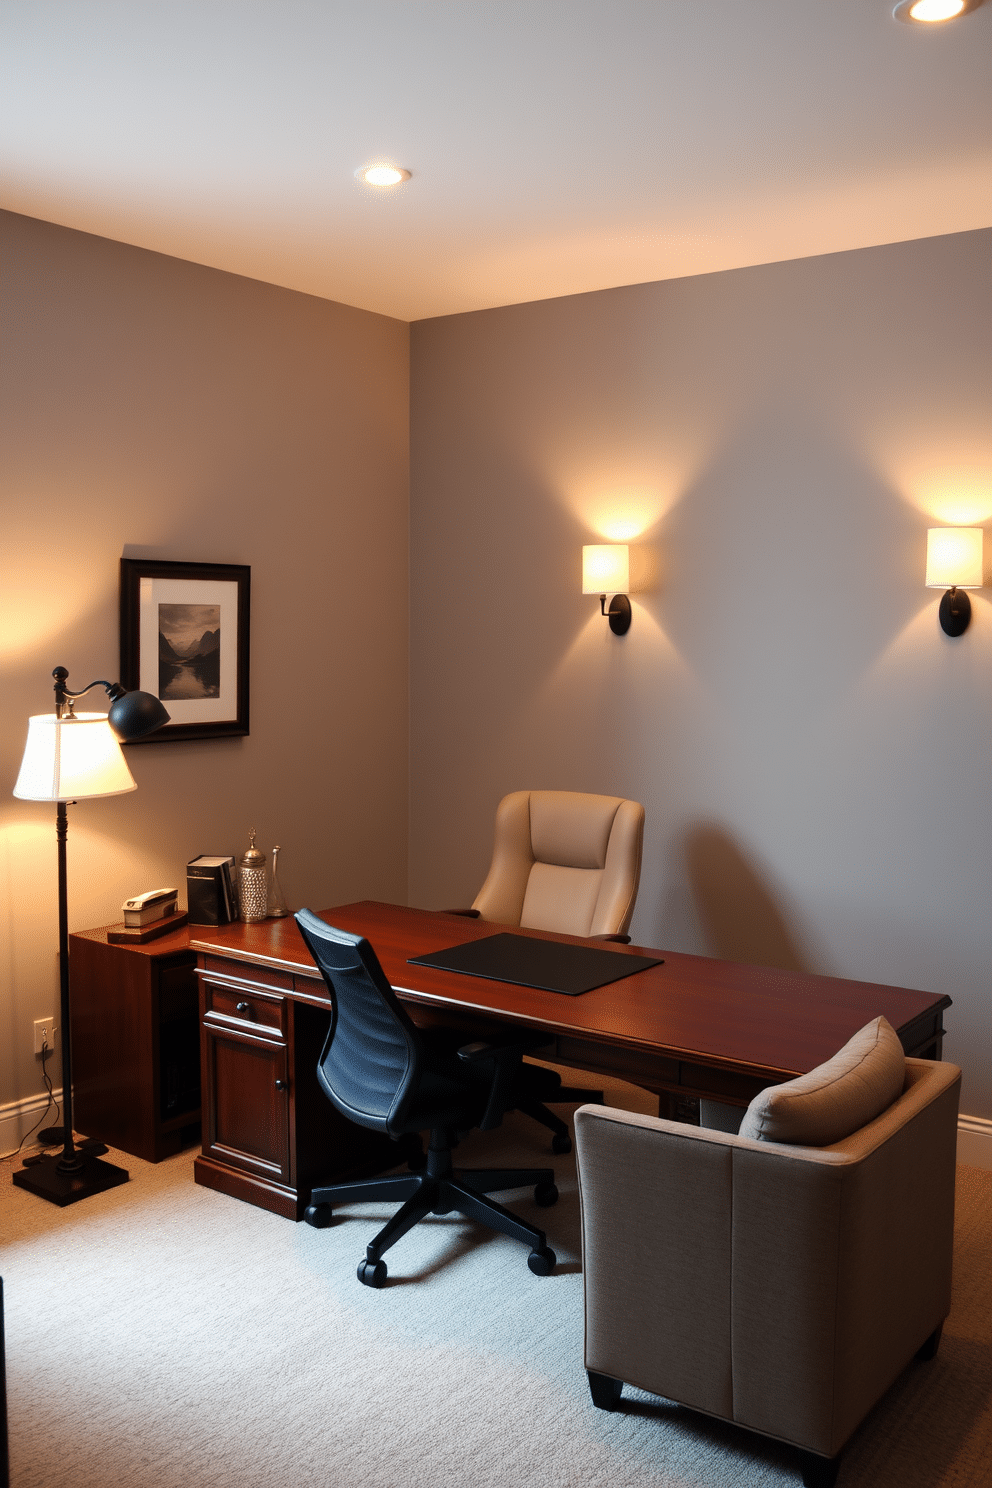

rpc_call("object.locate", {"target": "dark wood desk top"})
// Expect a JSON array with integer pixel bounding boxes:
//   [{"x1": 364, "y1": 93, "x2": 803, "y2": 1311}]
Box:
[{"x1": 188, "y1": 901, "x2": 951, "y2": 1088}]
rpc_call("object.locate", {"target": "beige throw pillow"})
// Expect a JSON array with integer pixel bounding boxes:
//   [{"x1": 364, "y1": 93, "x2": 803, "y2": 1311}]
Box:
[{"x1": 738, "y1": 1015, "x2": 905, "y2": 1146}]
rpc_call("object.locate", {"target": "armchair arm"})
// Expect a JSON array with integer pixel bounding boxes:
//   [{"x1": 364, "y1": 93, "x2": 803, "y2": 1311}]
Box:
[
  {"x1": 441, "y1": 907, "x2": 481, "y2": 918},
  {"x1": 590, "y1": 932, "x2": 631, "y2": 944},
  {"x1": 575, "y1": 1104, "x2": 739, "y2": 1422}
]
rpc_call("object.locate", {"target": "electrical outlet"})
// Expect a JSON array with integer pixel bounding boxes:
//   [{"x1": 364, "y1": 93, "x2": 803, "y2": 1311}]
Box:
[{"x1": 34, "y1": 1017, "x2": 56, "y2": 1055}]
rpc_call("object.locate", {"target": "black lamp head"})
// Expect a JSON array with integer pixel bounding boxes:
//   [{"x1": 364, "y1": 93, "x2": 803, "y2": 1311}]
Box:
[
  {"x1": 51, "y1": 669, "x2": 170, "y2": 740},
  {"x1": 106, "y1": 686, "x2": 171, "y2": 741}
]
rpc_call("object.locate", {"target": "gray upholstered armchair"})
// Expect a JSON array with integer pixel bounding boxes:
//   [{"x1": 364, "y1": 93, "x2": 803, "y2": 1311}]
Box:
[{"x1": 574, "y1": 1022, "x2": 960, "y2": 1488}]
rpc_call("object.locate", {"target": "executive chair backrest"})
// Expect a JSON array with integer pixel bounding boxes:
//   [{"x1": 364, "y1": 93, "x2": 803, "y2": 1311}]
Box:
[
  {"x1": 472, "y1": 790, "x2": 645, "y2": 938},
  {"x1": 295, "y1": 909, "x2": 423, "y2": 1136}
]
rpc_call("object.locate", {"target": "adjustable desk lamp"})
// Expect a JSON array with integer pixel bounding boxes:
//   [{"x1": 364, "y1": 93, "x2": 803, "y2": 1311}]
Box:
[{"x1": 12, "y1": 667, "x2": 169, "y2": 1206}]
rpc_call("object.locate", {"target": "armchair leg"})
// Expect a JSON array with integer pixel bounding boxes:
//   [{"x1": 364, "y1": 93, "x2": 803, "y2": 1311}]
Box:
[
  {"x1": 797, "y1": 1449, "x2": 841, "y2": 1488},
  {"x1": 587, "y1": 1371, "x2": 623, "y2": 1411}
]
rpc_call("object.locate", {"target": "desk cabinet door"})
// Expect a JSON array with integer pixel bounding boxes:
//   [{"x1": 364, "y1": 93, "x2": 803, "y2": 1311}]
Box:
[{"x1": 202, "y1": 1023, "x2": 290, "y2": 1185}]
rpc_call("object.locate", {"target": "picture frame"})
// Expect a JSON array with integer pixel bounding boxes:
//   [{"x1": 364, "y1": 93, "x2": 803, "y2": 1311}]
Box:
[{"x1": 119, "y1": 559, "x2": 250, "y2": 742}]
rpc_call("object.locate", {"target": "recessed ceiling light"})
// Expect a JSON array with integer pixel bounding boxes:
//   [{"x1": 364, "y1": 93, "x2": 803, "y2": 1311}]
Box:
[
  {"x1": 355, "y1": 165, "x2": 411, "y2": 187},
  {"x1": 893, "y1": 0, "x2": 980, "y2": 22}
]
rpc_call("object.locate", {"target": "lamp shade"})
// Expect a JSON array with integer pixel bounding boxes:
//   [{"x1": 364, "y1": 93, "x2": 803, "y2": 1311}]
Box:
[
  {"x1": 925, "y1": 528, "x2": 984, "y2": 589},
  {"x1": 13, "y1": 713, "x2": 137, "y2": 802},
  {"x1": 582, "y1": 544, "x2": 630, "y2": 595}
]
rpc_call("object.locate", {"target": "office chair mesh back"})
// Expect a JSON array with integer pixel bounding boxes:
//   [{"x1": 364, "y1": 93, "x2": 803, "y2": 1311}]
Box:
[{"x1": 296, "y1": 909, "x2": 421, "y2": 1135}]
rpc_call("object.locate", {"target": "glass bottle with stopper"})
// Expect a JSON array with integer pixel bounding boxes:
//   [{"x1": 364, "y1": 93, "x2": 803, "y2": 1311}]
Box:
[
  {"x1": 238, "y1": 830, "x2": 268, "y2": 922},
  {"x1": 268, "y1": 845, "x2": 289, "y2": 918}
]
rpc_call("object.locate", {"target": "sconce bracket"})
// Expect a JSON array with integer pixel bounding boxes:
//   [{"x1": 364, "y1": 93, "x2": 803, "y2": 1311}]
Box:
[
  {"x1": 600, "y1": 593, "x2": 631, "y2": 636},
  {"x1": 938, "y1": 588, "x2": 971, "y2": 638}
]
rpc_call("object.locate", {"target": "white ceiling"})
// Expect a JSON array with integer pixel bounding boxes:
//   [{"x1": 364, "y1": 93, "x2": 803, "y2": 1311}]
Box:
[{"x1": 2, "y1": 2, "x2": 990, "y2": 322}]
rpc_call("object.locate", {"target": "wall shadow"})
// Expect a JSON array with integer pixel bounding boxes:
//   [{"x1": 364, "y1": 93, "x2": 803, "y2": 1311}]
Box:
[{"x1": 684, "y1": 823, "x2": 811, "y2": 973}]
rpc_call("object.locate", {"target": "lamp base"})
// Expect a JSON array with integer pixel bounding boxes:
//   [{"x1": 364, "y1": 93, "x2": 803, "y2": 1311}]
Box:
[
  {"x1": 938, "y1": 588, "x2": 971, "y2": 637},
  {"x1": 607, "y1": 594, "x2": 632, "y2": 635},
  {"x1": 12, "y1": 1151, "x2": 129, "y2": 1207}
]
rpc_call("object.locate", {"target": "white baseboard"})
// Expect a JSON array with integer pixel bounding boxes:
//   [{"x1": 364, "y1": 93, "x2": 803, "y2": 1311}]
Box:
[
  {"x1": 957, "y1": 1113, "x2": 992, "y2": 1171},
  {"x1": 0, "y1": 1087, "x2": 64, "y2": 1158}
]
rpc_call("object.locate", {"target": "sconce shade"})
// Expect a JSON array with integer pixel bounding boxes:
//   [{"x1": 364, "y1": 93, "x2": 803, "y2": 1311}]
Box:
[
  {"x1": 582, "y1": 545, "x2": 630, "y2": 595},
  {"x1": 925, "y1": 528, "x2": 983, "y2": 589},
  {"x1": 13, "y1": 713, "x2": 137, "y2": 802}
]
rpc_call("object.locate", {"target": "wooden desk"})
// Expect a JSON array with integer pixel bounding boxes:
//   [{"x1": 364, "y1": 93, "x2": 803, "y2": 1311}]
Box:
[{"x1": 189, "y1": 902, "x2": 950, "y2": 1219}]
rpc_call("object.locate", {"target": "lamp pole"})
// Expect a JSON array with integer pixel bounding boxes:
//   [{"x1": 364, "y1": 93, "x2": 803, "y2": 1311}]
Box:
[{"x1": 53, "y1": 798, "x2": 84, "y2": 1174}]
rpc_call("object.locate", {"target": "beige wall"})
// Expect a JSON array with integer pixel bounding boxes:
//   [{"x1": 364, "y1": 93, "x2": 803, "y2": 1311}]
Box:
[
  {"x1": 409, "y1": 229, "x2": 992, "y2": 1120},
  {"x1": 0, "y1": 211, "x2": 410, "y2": 1116}
]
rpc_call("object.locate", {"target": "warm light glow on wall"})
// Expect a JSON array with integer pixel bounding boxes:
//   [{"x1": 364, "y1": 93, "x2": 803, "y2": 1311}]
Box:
[
  {"x1": 868, "y1": 445, "x2": 992, "y2": 527},
  {"x1": 560, "y1": 478, "x2": 673, "y2": 545},
  {"x1": 599, "y1": 517, "x2": 644, "y2": 542}
]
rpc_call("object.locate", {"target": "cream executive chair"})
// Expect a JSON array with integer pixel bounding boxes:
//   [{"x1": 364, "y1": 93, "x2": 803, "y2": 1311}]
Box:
[
  {"x1": 575, "y1": 1017, "x2": 960, "y2": 1488},
  {"x1": 462, "y1": 789, "x2": 645, "y2": 942},
  {"x1": 449, "y1": 789, "x2": 646, "y2": 1152}
]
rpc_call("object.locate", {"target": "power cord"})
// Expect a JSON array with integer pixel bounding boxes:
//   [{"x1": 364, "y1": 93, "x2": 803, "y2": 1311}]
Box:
[{"x1": 0, "y1": 1041, "x2": 62, "y2": 1166}]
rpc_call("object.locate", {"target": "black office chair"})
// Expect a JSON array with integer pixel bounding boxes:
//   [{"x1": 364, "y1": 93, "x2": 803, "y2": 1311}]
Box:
[{"x1": 295, "y1": 910, "x2": 559, "y2": 1288}]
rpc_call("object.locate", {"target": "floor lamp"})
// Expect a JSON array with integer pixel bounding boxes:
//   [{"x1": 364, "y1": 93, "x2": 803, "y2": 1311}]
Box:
[{"x1": 11, "y1": 667, "x2": 169, "y2": 1207}]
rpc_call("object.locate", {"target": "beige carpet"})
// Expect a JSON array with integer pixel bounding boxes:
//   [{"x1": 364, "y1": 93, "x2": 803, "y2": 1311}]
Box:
[{"x1": 2, "y1": 1093, "x2": 990, "y2": 1488}]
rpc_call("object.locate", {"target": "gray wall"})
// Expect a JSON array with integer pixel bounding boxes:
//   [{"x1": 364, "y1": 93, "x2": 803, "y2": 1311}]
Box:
[
  {"x1": 409, "y1": 229, "x2": 992, "y2": 1120},
  {"x1": 0, "y1": 211, "x2": 410, "y2": 1116}
]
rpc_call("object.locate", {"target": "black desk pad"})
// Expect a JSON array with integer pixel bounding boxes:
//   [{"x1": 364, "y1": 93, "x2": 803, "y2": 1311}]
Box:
[{"x1": 408, "y1": 932, "x2": 662, "y2": 996}]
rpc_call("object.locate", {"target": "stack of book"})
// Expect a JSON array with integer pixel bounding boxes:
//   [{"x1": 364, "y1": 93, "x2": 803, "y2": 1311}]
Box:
[{"x1": 187, "y1": 855, "x2": 238, "y2": 925}]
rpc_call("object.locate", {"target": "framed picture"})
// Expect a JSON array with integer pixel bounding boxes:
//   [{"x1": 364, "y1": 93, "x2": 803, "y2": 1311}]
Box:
[{"x1": 120, "y1": 559, "x2": 250, "y2": 742}]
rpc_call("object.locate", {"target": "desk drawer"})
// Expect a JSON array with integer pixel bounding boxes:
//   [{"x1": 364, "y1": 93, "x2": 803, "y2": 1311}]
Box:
[
  {"x1": 201, "y1": 954, "x2": 293, "y2": 993},
  {"x1": 201, "y1": 978, "x2": 287, "y2": 1037}
]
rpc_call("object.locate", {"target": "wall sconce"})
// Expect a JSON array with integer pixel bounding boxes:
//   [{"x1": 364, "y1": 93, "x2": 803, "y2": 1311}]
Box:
[
  {"x1": 925, "y1": 528, "x2": 983, "y2": 636},
  {"x1": 582, "y1": 545, "x2": 632, "y2": 634}
]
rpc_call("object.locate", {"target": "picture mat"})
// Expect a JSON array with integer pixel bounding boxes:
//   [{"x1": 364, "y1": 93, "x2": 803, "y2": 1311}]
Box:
[
  {"x1": 138, "y1": 576, "x2": 239, "y2": 724},
  {"x1": 409, "y1": 932, "x2": 662, "y2": 996}
]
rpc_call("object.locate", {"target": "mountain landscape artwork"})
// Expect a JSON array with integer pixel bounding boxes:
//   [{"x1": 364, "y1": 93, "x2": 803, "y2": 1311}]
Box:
[{"x1": 158, "y1": 602, "x2": 221, "y2": 699}]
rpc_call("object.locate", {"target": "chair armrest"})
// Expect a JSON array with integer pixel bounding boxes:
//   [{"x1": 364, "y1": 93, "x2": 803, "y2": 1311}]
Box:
[
  {"x1": 458, "y1": 1038, "x2": 534, "y2": 1130},
  {"x1": 590, "y1": 932, "x2": 631, "y2": 944},
  {"x1": 441, "y1": 907, "x2": 481, "y2": 918}
]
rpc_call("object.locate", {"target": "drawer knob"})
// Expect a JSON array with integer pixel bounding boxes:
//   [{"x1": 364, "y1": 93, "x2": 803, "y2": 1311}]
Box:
[
  {"x1": 274, "y1": 1079, "x2": 287, "y2": 1091},
  {"x1": 236, "y1": 1001, "x2": 252, "y2": 1015}
]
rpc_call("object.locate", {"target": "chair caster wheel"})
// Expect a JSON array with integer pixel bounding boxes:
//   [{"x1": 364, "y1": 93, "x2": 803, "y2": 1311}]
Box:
[
  {"x1": 304, "y1": 1203, "x2": 333, "y2": 1228},
  {"x1": 527, "y1": 1245, "x2": 556, "y2": 1276},
  {"x1": 551, "y1": 1133, "x2": 572, "y2": 1155},
  {"x1": 358, "y1": 1258, "x2": 387, "y2": 1288},
  {"x1": 534, "y1": 1180, "x2": 558, "y2": 1207}
]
